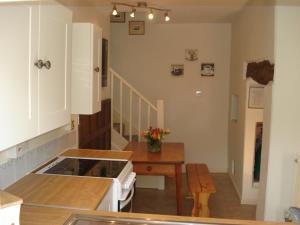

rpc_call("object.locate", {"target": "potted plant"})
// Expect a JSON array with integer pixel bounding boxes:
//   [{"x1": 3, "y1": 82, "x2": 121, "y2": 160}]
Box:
[{"x1": 141, "y1": 127, "x2": 170, "y2": 153}]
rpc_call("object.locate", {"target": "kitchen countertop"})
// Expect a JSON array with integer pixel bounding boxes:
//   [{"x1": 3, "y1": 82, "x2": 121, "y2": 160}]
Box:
[
  {"x1": 0, "y1": 189, "x2": 23, "y2": 209},
  {"x1": 20, "y1": 205, "x2": 292, "y2": 225},
  {"x1": 61, "y1": 149, "x2": 133, "y2": 160},
  {"x1": 5, "y1": 174, "x2": 112, "y2": 210}
]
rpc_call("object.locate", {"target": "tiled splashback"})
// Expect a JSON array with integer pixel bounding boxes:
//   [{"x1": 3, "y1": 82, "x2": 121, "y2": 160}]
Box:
[{"x1": 0, "y1": 130, "x2": 77, "y2": 189}]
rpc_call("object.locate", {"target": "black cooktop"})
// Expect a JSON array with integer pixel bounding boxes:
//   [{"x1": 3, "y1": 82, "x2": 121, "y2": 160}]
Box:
[{"x1": 44, "y1": 158, "x2": 128, "y2": 178}]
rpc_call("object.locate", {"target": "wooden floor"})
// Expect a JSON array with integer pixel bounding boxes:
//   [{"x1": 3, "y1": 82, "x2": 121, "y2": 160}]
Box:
[{"x1": 132, "y1": 173, "x2": 256, "y2": 220}]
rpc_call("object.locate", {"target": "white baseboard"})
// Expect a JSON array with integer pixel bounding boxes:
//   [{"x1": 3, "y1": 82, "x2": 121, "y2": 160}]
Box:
[{"x1": 229, "y1": 173, "x2": 242, "y2": 202}]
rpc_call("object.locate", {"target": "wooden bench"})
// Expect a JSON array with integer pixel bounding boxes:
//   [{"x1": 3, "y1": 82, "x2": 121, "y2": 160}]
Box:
[{"x1": 186, "y1": 164, "x2": 216, "y2": 217}]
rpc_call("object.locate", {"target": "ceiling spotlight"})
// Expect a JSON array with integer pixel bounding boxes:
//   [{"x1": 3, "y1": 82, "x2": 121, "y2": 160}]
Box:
[
  {"x1": 164, "y1": 12, "x2": 170, "y2": 21},
  {"x1": 130, "y1": 8, "x2": 136, "y2": 18},
  {"x1": 148, "y1": 9, "x2": 154, "y2": 20},
  {"x1": 112, "y1": 5, "x2": 118, "y2": 16}
]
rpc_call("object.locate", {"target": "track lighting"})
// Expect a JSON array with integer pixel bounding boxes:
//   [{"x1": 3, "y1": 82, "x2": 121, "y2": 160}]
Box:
[
  {"x1": 112, "y1": 5, "x2": 118, "y2": 16},
  {"x1": 148, "y1": 9, "x2": 154, "y2": 20},
  {"x1": 164, "y1": 12, "x2": 170, "y2": 21},
  {"x1": 111, "y1": 2, "x2": 171, "y2": 22},
  {"x1": 130, "y1": 8, "x2": 136, "y2": 18}
]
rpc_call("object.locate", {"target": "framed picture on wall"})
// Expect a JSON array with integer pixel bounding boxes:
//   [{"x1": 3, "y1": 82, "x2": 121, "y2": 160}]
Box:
[
  {"x1": 201, "y1": 63, "x2": 215, "y2": 76},
  {"x1": 171, "y1": 64, "x2": 184, "y2": 76},
  {"x1": 248, "y1": 87, "x2": 264, "y2": 109},
  {"x1": 110, "y1": 12, "x2": 126, "y2": 23},
  {"x1": 129, "y1": 21, "x2": 145, "y2": 35}
]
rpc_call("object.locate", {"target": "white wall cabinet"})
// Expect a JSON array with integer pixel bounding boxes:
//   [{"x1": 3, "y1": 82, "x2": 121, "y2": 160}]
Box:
[
  {"x1": 0, "y1": 2, "x2": 72, "y2": 151},
  {"x1": 71, "y1": 23, "x2": 102, "y2": 115}
]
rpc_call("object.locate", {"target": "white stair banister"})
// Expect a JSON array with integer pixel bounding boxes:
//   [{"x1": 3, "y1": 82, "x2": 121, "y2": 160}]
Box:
[
  {"x1": 157, "y1": 100, "x2": 164, "y2": 129},
  {"x1": 110, "y1": 70, "x2": 114, "y2": 132},
  {"x1": 138, "y1": 97, "x2": 141, "y2": 142},
  {"x1": 120, "y1": 80, "x2": 123, "y2": 136},
  {"x1": 147, "y1": 104, "x2": 151, "y2": 128},
  {"x1": 129, "y1": 89, "x2": 133, "y2": 142},
  {"x1": 110, "y1": 68, "x2": 164, "y2": 143}
]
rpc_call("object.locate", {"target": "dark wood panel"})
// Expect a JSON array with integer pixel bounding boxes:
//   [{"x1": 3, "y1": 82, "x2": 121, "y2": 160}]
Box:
[{"x1": 79, "y1": 99, "x2": 111, "y2": 150}]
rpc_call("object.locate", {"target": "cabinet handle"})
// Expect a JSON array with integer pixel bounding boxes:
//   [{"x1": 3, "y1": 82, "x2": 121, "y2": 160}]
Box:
[
  {"x1": 146, "y1": 166, "x2": 152, "y2": 172},
  {"x1": 43, "y1": 60, "x2": 51, "y2": 70},
  {"x1": 94, "y1": 67, "x2": 100, "y2": 73},
  {"x1": 34, "y1": 60, "x2": 44, "y2": 69}
]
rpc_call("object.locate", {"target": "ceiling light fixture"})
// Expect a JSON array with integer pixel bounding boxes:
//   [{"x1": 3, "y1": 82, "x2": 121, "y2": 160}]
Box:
[
  {"x1": 111, "y1": 2, "x2": 171, "y2": 22},
  {"x1": 148, "y1": 9, "x2": 154, "y2": 20},
  {"x1": 130, "y1": 8, "x2": 136, "y2": 18},
  {"x1": 112, "y1": 4, "x2": 118, "y2": 16},
  {"x1": 164, "y1": 12, "x2": 170, "y2": 22}
]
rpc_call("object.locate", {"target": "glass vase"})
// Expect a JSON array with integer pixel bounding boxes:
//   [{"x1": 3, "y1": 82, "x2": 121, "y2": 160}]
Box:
[{"x1": 147, "y1": 141, "x2": 162, "y2": 153}]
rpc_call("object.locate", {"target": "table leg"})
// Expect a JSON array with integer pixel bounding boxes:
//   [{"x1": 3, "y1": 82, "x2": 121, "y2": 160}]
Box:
[{"x1": 175, "y1": 164, "x2": 183, "y2": 215}]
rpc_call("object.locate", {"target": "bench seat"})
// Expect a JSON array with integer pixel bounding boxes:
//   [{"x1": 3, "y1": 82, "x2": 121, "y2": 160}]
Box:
[{"x1": 186, "y1": 163, "x2": 216, "y2": 217}]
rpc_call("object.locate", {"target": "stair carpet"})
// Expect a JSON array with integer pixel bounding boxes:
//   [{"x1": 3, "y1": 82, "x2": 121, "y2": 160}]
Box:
[{"x1": 113, "y1": 123, "x2": 139, "y2": 142}]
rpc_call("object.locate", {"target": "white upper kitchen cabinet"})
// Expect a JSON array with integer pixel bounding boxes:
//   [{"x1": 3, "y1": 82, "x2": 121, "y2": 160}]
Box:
[
  {"x1": 0, "y1": 1, "x2": 72, "y2": 151},
  {"x1": 71, "y1": 23, "x2": 102, "y2": 115},
  {"x1": 38, "y1": 3, "x2": 72, "y2": 134}
]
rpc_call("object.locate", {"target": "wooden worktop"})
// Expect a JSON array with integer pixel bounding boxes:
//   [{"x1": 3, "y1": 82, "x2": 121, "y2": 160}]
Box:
[
  {"x1": 20, "y1": 205, "x2": 292, "y2": 225},
  {"x1": 0, "y1": 189, "x2": 23, "y2": 209},
  {"x1": 124, "y1": 142, "x2": 184, "y2": 164},
  {"x1": 5, "y1": 174, "x2": 112, "y2": 210},
  {"x1": 62, "y1": 149, "x2": 133, "y2": 160}
]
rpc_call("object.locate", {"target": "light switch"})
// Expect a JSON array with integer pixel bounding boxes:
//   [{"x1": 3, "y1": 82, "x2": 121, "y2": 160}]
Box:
[{"x1": 195, "y1": 90, "x2": 202, "y2": 96}]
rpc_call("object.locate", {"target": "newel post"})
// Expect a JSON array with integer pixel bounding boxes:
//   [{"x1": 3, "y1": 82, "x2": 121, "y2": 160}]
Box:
[{"x1": 156, "y1": 100, "x2": 164, "y2": 129}]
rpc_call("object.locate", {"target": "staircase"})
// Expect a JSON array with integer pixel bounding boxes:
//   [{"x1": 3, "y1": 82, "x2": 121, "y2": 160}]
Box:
[{"x1": 110, "y1": 68, "x2": 164, "y2": 149}]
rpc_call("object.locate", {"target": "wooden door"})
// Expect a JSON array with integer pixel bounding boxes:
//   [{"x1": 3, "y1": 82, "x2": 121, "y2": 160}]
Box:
[
  {"x1": 0, "y1": 4, "x2": 39, "y2": 150},
  {"x1": 79, "y1": 99, "x2": 111, "y2": 149},
  {"x1": 38, "y1": 3, "x2": 72, "y2": 134}
]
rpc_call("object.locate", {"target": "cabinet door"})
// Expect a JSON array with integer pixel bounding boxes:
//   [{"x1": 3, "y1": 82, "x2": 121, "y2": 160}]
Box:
[
  {"x1": 38, "y1": 2, "x2": 72, "y2": 134},
  {"x1": 92, "y1": 25, "x2": 102, "y2": 113},
  {"x1": 0, "y1": 5, "x2": 39, "y2": 150}
]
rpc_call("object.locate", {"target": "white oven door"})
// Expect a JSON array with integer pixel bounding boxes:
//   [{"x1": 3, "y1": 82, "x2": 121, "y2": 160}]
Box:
[
  {"x1": 118, "y1": 172, "x2": 136, "y2": 212},
  {"x1": 118, "y1": 186, "x2": 135, "y2": 212}
]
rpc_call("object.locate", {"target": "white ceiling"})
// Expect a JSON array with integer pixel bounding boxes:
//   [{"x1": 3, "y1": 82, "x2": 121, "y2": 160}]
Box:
[{"x1": 58, "y1": 0, "x2": 250, "y2": 23}]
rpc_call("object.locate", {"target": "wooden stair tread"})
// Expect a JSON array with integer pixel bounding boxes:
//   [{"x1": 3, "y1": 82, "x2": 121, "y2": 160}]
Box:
[{"x1": 186, "y1": 164, "x2": 216, "y2": 194}]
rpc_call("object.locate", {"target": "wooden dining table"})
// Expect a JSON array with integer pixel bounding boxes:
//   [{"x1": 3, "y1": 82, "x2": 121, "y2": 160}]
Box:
[{"x1": 124, "y1": 142, "x2": 185, "y2": 215}]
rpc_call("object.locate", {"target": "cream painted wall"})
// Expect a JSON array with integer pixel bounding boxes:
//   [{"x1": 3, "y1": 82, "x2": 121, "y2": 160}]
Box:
[
  {"x1": 256, "y1": 82, "x2": 272, "y2": 219},
  {"x1": 228, "y1": 5, "x2": 274, "y2": 202},
  {"x1": 257, "y1": 6, "x2": 300, "y2": 221},
  {"x1": 111, "y1": 17, "x2": 231, "y2": 172},
  {"x1": 242, "y1": 79, "x2": 264, "y2": 204},
  {"x1": 70, "y1": 6, "x2": 111, "y2": 100}
]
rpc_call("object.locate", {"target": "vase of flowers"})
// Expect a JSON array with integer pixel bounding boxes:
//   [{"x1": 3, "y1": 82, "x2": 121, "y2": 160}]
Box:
[{"x1": 141, "y1": 127, "x2": 170, "y2": 153}]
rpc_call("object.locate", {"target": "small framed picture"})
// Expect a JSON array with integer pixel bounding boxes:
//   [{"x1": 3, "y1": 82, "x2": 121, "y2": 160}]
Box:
[
  {"x1": 110, "y1": 12, "x2": 126, "y2": 23},
  {"x1": 201, "y1": 63, "x2": 215, "y2": 76},
  {"x1": 129, "y1": 21, "x2": 145, "y2": 35},
  {"x1": 185, "y1": 49, "x2": 198, "y2": 61},
  {"x1": 248, "y1": 87, "x2": 264, "y2": 109},
  {"x1": 171, "y1": 64, "x2": 184, "y2": 76}
]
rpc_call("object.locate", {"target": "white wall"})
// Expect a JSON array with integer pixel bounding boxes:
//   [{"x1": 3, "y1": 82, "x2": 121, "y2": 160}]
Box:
[
  {"x1": 242, "y1": 79, "x2": 264, "y2": 204},
  {"x1": 228, "y1": 5, "x2": 274, "y2": 202},
  {"x1": 111, "y1": 16, "x2": 231, "y2": 172},
  {"x1": 257, "y1": 6, "x2": 300, "y2": 221}
]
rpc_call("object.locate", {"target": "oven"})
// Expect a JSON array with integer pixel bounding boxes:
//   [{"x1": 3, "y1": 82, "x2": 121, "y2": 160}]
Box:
[{"x1": 35, "y1": 156, "x2": 136, "y2": 212}]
